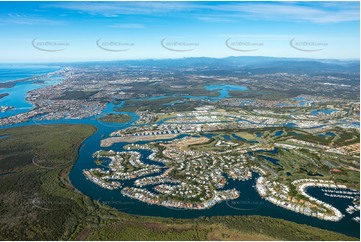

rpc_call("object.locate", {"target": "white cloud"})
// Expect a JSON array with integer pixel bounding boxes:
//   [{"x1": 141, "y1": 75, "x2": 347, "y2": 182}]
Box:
[
  {"x1": 209, "y1": 3, "x2": 359, "y2": 23},
  {"x1": 47, "y1": 2, "x2": 359, "y2": 24},
  {"x1": 45, "y1": 2, "x2": 195, "y2": 16},
  {"x1": 1, "y1": 13, "x2": 64, "y2": 25},
  {"x1": 196, "y1": 16, "x2": 235, "y2": 23},
  {"x1": 109, "y1": 23, "x2": 145, "y2": 29}
]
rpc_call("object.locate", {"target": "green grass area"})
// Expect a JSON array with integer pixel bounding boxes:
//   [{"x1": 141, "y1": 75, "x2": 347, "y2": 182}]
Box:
[
  {"x1": 117, "y1": 97, "x2": 179, "y2": 112},
  {"x1": 263, "y1": 135, "x2": 359, "y2": 189},
  {"x1": 213, "y1": 126, "x2": 359, "y2": 149},
  {"x1": 191, "y1": 127, "x2": 359, "y2": 189},
  {"x1": 285, "y1": 128, "x2": 360, "y2": 147},
  {"x1": 85, "y1": 220, "x2": 209, "y2": 240},
  {"x1": 0, "y1": 81, "x2": 16, "y2": 88},
  {"x1": 229, "y1": 89, "x2": 289, "y2": 100},
  {"x1": 333, "y1": 131, "x2": 360, "y2": 146},
  {"x1": 122, "y1": 82, "x2": 220, "y2": 98},
  {"x1": 235, "y1": 131, "x2": 257, "y2": 140},
  {"x1": 0, "y1": 124, "x2": 97, "y2": 240},
  {"x1": 97, "y1": 113, "x2": 132, "y2": 123},
  {"x1": 83, "y1": 214, "x2": 357, "y2": 241},
  {"x1": 155, "y1": 113, "x2": 179, "y2": 122},
  {"x1": 0, "y1": 124, "x2": 358, "y2": 240},
  {"x1": 54, "y1": 90, "x2": 98, "y2": 100},
  {"x1": 201, "y1": 216, "x2": 356, "y2": 241},
  {"x1": 117, "y1": 98, "x2": 203, "y2": 113}
]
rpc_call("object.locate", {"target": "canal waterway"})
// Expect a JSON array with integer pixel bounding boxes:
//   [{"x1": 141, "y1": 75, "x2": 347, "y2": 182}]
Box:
[{"x1": 0, "y1": 68, "x2": 359, "y2": 238}]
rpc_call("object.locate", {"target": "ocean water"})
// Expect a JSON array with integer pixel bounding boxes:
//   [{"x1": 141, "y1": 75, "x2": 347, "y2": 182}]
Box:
[
  {"x1": 0, "y1": 65, "x2": 60, "y2": 83},
  {"x1": 0, "y1": 66, "x2": 61, "y2": 118}
]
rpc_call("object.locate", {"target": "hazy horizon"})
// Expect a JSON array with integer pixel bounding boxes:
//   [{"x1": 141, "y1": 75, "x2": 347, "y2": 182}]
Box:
[{"x1": 0, "y1": 55, "x2": 360, "y2": 65}]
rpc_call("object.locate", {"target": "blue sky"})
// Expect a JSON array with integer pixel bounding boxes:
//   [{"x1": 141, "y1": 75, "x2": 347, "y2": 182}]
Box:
[{"x1": 0, "y1": 1, "x2": 359, "y2": 63}]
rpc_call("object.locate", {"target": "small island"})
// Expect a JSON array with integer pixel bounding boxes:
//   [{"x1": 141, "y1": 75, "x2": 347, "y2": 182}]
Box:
[
  {"x1": 0, "y1": 93, "x2": 9, "y2": 99},
  {"x1": 97, "y1": 113, "x2": 132, "y2": 123}
]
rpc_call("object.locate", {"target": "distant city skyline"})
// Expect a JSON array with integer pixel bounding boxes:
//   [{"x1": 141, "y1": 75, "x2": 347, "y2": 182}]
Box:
[{"x1": 0, "y1": 1, "x2": 359, "y2": 63}]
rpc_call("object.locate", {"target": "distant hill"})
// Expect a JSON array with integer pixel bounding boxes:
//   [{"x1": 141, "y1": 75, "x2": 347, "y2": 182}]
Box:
[{"x1": 69, "y1": 56, "x2": 360, "y2": 75}]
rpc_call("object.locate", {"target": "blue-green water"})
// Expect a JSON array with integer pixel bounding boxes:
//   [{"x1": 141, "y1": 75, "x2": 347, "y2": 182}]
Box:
[
  {"x1": 318, "y1": 131, "x2": 336, "y2": 137},
  {"x1": 0, "y1": 65, "x2": 60, "y2": 83},
  {"x1": 0, "y1": 66, "x2": 61, "y2": 118},
  {"x1": 0, "y1": 68, "x2": 359, "y2": 238},
  {"x1": 128, "y1": 84, "x2": 248, "y2": 103},
  {"x1": 205, "y1": 84, "x2": 248, "y2": 98},
  {"x1": 274, "y1": 130, "x2": 284, "y2": 137},
  {"x1": 232, "y1": 134, "x2": 259, "y2": 144},
  {"x1": 294, "y1": 97, "x2": 313, "y2": 107},
  {"x1": 311, "y1": 109, "x2": 338, "y2": 115},
  {"x1": 67, "y1": 106, "x2": 360, "y2": 238},
  {"x1": 259, "y1": 155, "x2": 281, "y2": 167}
]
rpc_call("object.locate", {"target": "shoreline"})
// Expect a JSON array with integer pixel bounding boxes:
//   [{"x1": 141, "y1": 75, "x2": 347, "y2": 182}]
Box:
[
  {"x1": 0, "y1": 70, "x2": 61, "y2": 88},
  {"x1": 256, "y1": 177, "x2": 350, "y2": 222},
  {"x1": 101, "y1": 133, "x2": 179, "y2": 147}
]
